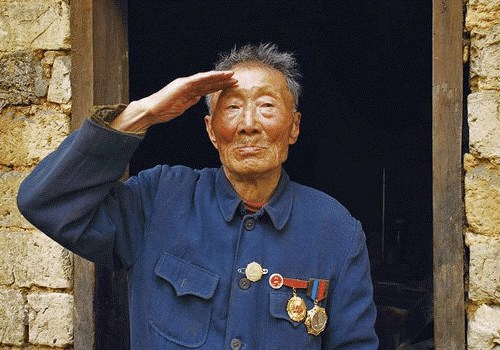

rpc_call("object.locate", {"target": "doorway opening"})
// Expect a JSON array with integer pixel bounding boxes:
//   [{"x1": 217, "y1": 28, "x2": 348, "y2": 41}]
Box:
[{"x1": 128, "y1": 1, "x2": 433, "y2": 348}]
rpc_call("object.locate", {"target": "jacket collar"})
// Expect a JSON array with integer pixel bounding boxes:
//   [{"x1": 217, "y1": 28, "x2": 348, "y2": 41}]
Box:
[{"x1": 215, "y1": 166, "x2": 293, "y2": 231}]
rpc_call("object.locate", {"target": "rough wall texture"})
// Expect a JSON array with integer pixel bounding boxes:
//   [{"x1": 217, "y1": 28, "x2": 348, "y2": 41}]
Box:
[
  {"x1": 465, "y1": 0, "x2": 500, "y2": 348},
  {"x1": 0, "y1": 0, "x2": 73, "y2": 349}
]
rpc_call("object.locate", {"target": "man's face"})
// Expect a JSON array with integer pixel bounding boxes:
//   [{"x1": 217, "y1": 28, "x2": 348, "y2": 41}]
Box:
[{"x1": 205, "y1": 64, "x2": 301, "y2": 181}]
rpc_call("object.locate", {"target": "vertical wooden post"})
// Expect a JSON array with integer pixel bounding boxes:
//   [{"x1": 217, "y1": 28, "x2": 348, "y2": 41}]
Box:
[
  {"x1": 432, "y1": 0, "x2": 465, "y2": 349},
  {"x1": 70, "y1": 0, "x2": 129, "y2": 349}
]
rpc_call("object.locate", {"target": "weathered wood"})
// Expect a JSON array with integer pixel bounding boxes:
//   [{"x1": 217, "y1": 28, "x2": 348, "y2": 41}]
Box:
[
  {"x1": 71, "y1": 0, "x2": 128, "y2": 130},
  {"x1": 70, "y1": 0, "x2": 129, "y2": 349},
  {"x1": 93, "y1": 0, "x2": 129, "y2": 106},
  {"x1": 70, "y1": 0, "x2": 94, "y2": 131},
  {"x1": 71, "y1": 2, "x2": 96, "y2": 348},
  {"x1": 73, "y1": 257, "x2": 96, "y2": 350},
  {"x1": 432, "y1": 0, "x2": 465, "y2": 349}
]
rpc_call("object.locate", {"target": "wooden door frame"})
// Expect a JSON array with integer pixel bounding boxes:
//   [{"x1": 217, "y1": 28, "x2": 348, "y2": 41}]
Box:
[
  {"x1": 70, "y1": 0, "x2": 129, "y2": 349},
  {"x1": 432, "y1": 0, "x2": 466, "y2": 349},
  {"x1": 70, "y1": 0, "x2": 466, "y2": 348}
]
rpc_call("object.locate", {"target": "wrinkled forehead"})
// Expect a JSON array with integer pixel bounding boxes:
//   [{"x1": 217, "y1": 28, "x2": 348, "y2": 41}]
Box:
[{"x1": 210, "y1": 63, "x2": 294, "y2": 109}]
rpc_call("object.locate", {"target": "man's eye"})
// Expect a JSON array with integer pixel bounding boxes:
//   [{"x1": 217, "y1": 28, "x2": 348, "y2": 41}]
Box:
[{"x1": 262, "y1": 103, "x2": 274, "y2": 108}]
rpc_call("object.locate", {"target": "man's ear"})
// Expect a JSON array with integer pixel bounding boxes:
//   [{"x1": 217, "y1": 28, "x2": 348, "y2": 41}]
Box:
[
  {"x1": 289, "y1": 111, "x2": 301, "y2": 145},
  {"x1": 204, "y1": 115, "x2": 219, "y2": 149}
]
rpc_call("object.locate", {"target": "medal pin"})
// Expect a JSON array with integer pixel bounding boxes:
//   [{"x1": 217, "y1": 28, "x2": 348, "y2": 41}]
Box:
[
  {"x1": 283, "y1": 277, "x2": 309, "y2": 323},
  {"x1": 305, "y1": 279, "x2": 329, "y2": 336}
]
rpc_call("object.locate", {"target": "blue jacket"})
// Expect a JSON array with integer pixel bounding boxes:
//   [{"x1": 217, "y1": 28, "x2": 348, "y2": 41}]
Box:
[{"x1": 18, "y1": 119, "x2": 378, "y2": 349}]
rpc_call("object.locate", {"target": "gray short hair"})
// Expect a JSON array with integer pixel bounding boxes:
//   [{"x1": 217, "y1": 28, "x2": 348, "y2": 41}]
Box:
[{"x1": 205, "y1": 43, "x2": 302, "y2": 113}]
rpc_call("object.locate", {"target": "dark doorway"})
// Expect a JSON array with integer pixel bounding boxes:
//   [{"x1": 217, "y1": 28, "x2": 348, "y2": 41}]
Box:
[{"x1": 128, "y1": 1, "x2": 432, "y2": 348}]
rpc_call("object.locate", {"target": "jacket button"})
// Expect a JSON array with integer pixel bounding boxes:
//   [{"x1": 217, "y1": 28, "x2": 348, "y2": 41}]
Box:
[
  {"x1": 244, "y1": 218, "x2": 256, "y2": 231},
  {"x1": 230, "y1": 338, "x2": 242, "y2": 350},
  {"x1": 239, "y1": 277, "x2": 251, "y2": 290}
]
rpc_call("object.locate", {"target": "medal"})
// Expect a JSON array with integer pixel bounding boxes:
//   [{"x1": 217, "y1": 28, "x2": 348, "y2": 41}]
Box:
[
  {"x1": 286, "y1": 289, "x2": 307, "y2": 322},
  {"x1": 305, "y1": 278, "x2": 330, "y2": 336},
  {"x1": 305, "y1": 304, "x2": 328, "y2": 335},
  {"x1": 283, "y1": 277, "x2": 309, "y2": 322},
  {"x1": 237, "y1": 262, "x2": 268, "y2": 282}
]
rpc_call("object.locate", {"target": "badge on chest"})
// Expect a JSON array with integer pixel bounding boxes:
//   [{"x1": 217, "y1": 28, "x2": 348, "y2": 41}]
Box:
[{"x1": 238, "y1": 262, "x2": 330, "y2": 336}]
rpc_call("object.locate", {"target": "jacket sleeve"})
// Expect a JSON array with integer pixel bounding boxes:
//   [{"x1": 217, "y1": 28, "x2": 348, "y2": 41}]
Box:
[
  {"x1": 17, "y1": 118, "x2": 157, "y2": 269},
  {"x1": 323, "y1": 221, "x2": 379, "y2": 349}
]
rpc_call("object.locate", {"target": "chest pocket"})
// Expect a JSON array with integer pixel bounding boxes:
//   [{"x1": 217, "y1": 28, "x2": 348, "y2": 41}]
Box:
[
  {"x1": 267, "y1": 292, "x2": 321, "y2": 350},
  {"x1": 149, "y1": 253, "x2": 219, "y2": 348}
]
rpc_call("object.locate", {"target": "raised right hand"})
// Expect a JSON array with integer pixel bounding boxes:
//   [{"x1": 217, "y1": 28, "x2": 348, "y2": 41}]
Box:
[{"x1": 110, "y1": 70, "x2": 237, "y2": 133}]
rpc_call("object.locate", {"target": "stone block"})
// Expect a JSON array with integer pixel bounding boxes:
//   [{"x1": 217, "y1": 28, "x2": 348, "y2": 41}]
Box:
[
  {"x1": 466, "y1": 233, "x2": 500, "y2": 303},
  {"x1": 0, "y1": 346, "x2": 61, "y2": 350},
  {"x1": 465, "y1": 159, "x2": 500, "y2": 236},
  {"x1": 0, "y1": 51, "x2": 46, "y2": 107},
  {"x1": 469, "y1": 23, "x2": 500, "y2": 91},
  {"x1": 47, "y1": 56, "x2": 71, "y2": 104},
  {"x1": 0, "y1": 0, "x2": 70, "y2": 51},
  {"x1": 0, "y1": 170, "x2": 31, "y2": 229},
  {"x1": 0, "y1": 287, "x2": 25, "y2": 346},
  {"x1": 0, "y1": 230, "x2": 73, "y2": 289},
  {"x1": 27, "y1": 292, "x2": 73, "y2": 347},
  {"x1": 468, "y1": 91, "x2": 500, "y2": 160},
  {"x1": 467, "y1": 304, "x2": 500, "y2": 350},
  {"x1": 18, "y1": 231, "x2": 73, "y2": 289},
  {"x1": 0, "y1": 230, "x2": 17, "y2": 286},
  {"x1": 466, "y1": 0, "x2": 500, "y2": 31},
  {"x1": 0, "y1": 105, "x2": 70, "y2": 167}
]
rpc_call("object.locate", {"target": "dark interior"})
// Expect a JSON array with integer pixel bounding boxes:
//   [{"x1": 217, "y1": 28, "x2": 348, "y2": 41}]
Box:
[{"x1": 128, "y1": 1, "x2": 433, "y2": 348}]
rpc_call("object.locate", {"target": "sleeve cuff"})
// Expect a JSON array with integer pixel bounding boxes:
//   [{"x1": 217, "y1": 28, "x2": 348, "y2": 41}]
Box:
[{"x1": 90, "y1": 104, "x2": 147, "y2": 136}]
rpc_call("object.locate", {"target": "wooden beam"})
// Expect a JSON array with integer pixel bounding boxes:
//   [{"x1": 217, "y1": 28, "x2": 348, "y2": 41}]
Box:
[
  {"x1": 93, "y1": 0, "x2": 129, "y2": 106},
  {"x1": 70, "y1": 0, "x2": 94, "y2": 131},
  {"x1": 70, "y1": 2, "x2": 95, "y2": 348},
  {"x1": 73, "y1": 257, "x2": 96, "y2": 350},
  {"x1": 432, "y1": 0, "x2": 465, "y2": 349},
  {"x1": 70, "y1": 0, "x2": 129, "y2": 349}
]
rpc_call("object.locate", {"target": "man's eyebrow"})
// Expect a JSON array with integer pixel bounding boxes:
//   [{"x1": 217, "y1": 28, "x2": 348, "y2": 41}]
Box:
[
  {"x1": 216, "y1": 84, "x2": 283, "y2": 105},
  {"x1": 218, "y1": 88, "x2": 244, "y2": 100},
  {"x1": 228, "y1": 85, "x2": 280, "y2": 97}
]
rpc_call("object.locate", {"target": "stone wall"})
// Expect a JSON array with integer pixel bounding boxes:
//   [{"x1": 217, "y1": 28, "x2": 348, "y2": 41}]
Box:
[
  {"x1": 0, "y1": 0, "x2": 73, "y2": 349},
  {"x1": 465, "y1": 0, "x2": 500, "y2": 349}
]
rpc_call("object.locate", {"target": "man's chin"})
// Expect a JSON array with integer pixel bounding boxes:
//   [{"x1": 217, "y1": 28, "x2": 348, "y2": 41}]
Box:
[{"x1": 224, "y1": 162, "x2": 281, "y2": 179}]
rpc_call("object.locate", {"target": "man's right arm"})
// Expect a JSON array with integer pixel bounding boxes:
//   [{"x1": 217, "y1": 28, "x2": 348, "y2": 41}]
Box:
[
  {"x1": 109, "y1": 70, "x2": 236, "y2": 133},
  {"x1": 17, "y1": 117, "x2": 147, "y2": 268},
  {"x1": 17, "y1": 70, "x2": 236, "y2": 267}
]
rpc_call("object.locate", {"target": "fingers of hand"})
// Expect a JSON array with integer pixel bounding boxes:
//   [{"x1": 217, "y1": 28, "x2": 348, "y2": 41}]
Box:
[
  {"x1": 141, "y1": 71, "x2": 237, "y2": 122},
  {"x1": 184, "y1": 71, "x2": 237, "y2": 97}
]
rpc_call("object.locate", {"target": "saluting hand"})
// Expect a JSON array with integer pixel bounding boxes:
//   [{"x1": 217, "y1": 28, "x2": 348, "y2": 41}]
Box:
[{"x1": 110, "y1": 71, "x2": 236, "y2": 133}]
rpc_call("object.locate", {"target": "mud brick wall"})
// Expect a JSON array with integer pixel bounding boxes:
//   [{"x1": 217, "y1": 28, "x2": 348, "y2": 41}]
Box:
[
  {"x1": 464, "y1": 0, "x2": 500, "y2": 349},
  {"x1": 0, "y1": 1, "x2": 73, "y2": 349}
]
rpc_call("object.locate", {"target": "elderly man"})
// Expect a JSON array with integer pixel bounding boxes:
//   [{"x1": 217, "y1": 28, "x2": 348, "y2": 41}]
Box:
[{"x1": 18, "y1": 44, "x2": 378, "y2": 349}]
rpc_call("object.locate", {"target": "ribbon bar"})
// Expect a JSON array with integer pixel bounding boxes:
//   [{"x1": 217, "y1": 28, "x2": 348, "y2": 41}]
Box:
[
  {"x1": 283, "y1": 278, "x2": 309, "y2": 289},
  {"x1": 307, "y1": 279, "x2": 330, "y2": 302}
]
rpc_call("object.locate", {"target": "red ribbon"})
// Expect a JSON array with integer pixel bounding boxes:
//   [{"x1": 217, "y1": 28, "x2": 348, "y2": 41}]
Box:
[{"x1": 283, "y1": 278, "x2": 308, "y2": 289}]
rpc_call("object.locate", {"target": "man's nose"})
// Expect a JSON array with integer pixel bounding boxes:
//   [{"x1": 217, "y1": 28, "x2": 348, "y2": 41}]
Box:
[{"x1": 238, "y1": 107, "x2": 260, "y2": 134}]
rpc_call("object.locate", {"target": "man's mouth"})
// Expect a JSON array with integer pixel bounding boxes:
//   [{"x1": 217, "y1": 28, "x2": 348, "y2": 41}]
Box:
[
  {"x1": 235, "y1": 144, "x2": 266, "y2": 153},
  {"x1": 237, "y1": 145, "x2": 263, "y2": 152}
]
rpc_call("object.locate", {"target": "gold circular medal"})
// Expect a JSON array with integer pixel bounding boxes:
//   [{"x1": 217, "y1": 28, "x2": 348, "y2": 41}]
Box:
[
  {"x1": 305, "y1": 305, "x2": 328, "y2": 336},
  {"x1": 287, "y1": 295, "x2": 307, "y2": 322}
]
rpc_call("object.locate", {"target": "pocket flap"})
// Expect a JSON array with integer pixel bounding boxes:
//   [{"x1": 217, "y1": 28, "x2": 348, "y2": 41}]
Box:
[{"x1": 154, "y1": 253, "x2": 219, "y2": 299}]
